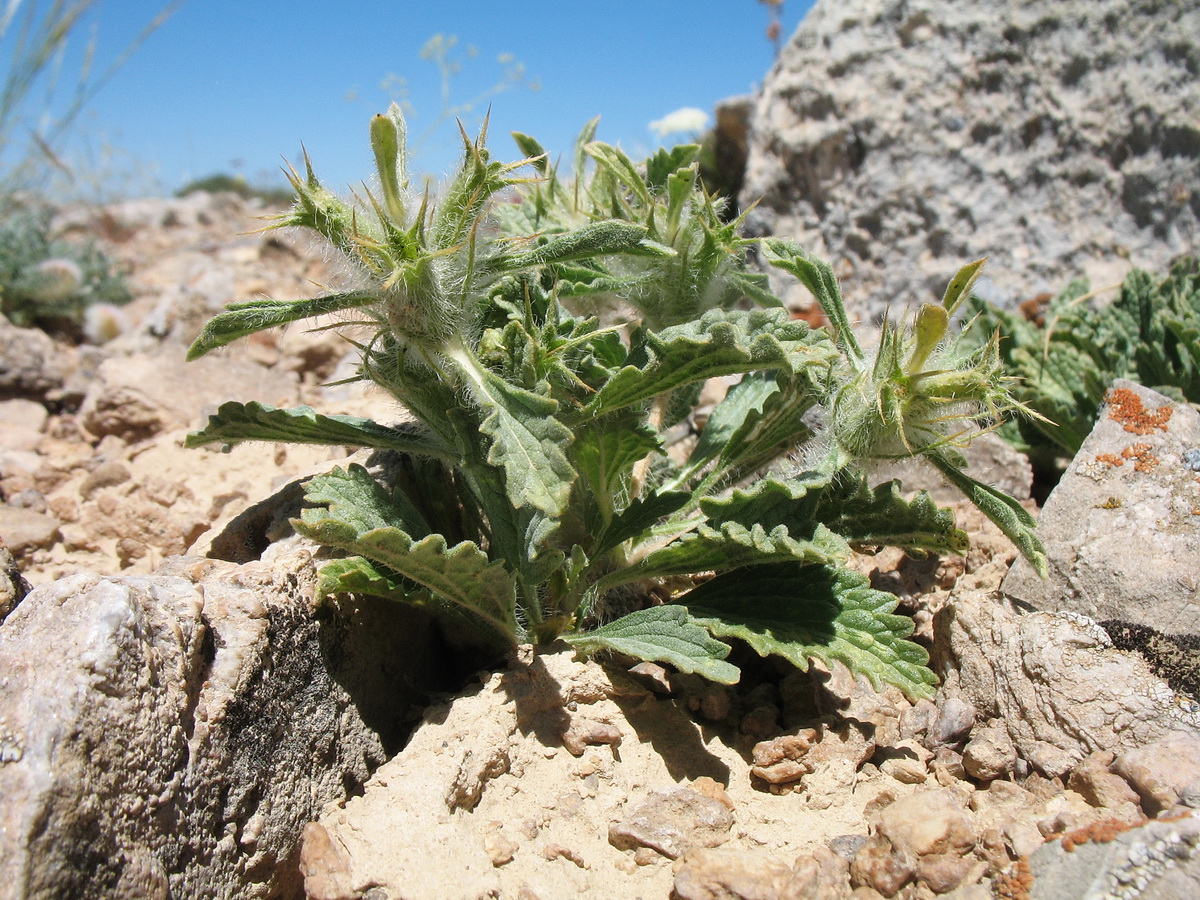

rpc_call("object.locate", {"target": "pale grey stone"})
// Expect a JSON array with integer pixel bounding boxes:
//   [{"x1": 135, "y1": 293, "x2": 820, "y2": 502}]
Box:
[
  {"x1": 933, "y1": 591, "x2": 1200, "y2": 776},
  {"x1": 1028, "y1": 812, "x2": 1200, "y2": 900},
  {"x1": 1003, "y1": 380, "x2": 1200, "y2": 640}
]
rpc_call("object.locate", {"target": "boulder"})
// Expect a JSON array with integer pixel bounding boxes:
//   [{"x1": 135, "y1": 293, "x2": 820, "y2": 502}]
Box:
[
  {"x1": 741, "y1": 0, "x2": 1200, "y2": 321},
  {"x1": 0, "y1": 548, "x2": 444, "y2": 899}
]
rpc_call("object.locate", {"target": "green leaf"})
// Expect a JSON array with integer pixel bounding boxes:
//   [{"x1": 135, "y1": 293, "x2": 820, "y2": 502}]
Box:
[
  {"x1": 511, "y1": 131, "x2": 549, "y2": 174},
  {"x1": 186, "y1": 292, "x2": 378, "y2": 360},
  {"x1": 316, "y1": 555, "x2": 417, "y2": 602},
  {"x1": 573, "y1": 414, "x2": 661, "y2": 514},
  {"x1": 184, "y1": 401, "x2": 455, "y2": 459},
  {"x1": 610, "y1": 520, "x2": 848, "y2": 589},
  {"x1": 817, "y1": 473, "x2": 970, "y2": 556},
  {"x1": 302, "y1": 464, "x2": 431, "y2": 539},
  {"x1": 447, "y1": 342, "x2": 578, "y2": 518},
  {"x1": 941, "y1": 258, "x2": 987, "y2": 316},
  {"x1": 584, "y1": 141, "x2": 653, "y2": 205},
  {"x1": 580, "y1": 309, "x2": 837, "y2": 419},
  {"x1": 489, "y1": 220, "x2": 671, "y2": 274},
  {"x1": 592, "y1": 491, "x2": 691, "y2": 558},
  {"x1": 764, "y1": 240, "x2": 864, "y2": 364},
  {"x1": 475, "y1": 370, "x2": 578, "y2": 517},
  {"x1": 690, "y1": 372, "x2": 782, "y2": 465},
  {"x1": 682, "y1": 564, "x2": 938, "y2": 699},
  {"x1": 296, "y1": 469, "x2": 518, "y2": 641},
  {"x1": 564, "y1": 605, "x2": 739, "y2": 684},
  {"x1": 927, "y1": 453, "x2": 1047, "y2": 576}
]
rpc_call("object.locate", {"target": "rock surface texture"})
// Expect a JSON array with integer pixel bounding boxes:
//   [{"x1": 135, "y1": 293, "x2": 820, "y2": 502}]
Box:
[
  {"x1": 740, "y1": 0, "x2": 1200, "y2": 321},
  {"x1": 0, "y1": 548, "x2": 440, "y2": 900}
]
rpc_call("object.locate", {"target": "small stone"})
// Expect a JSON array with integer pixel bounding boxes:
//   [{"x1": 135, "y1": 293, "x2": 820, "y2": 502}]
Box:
[
  {"x1": 482, "y1": 829, "x2": 518, "y2": 866},
  {"x1": 849, "y1": 834, "x2": 913, "y2": 896},
  {"x1": 79, "y1": 460, "x2": 132, "y2": 499},
  {"x1": 608, "y1": 786, "x2": 734, "y2": 860},
  {"x1": 560, "y1": 716, "x2": 621, "y2": 757},
  {"x1": 0, "y1": 506, "x2": 60, "y2": 554},
  {"x1": 926, "y1": 698, "x2": 976, "y2": 749},
  {"x1": 671, "y1": 848, "x2": 794, "y2": 900},
  {"x1": 874, "y1": 789, "x2": 978, "y2": 859},
  {"x1": 627, "y1": 661, "x2": 672, "y2": 693},
  {"x1": 962, "y1": 721, "x2": 1017, "y2": 782},
  {"x1": 751, "y1": 730, "x2": 817, "y2": 785},
  {"x1": 880, "y1": 756, "x2": 927, "y2": 784},
  {"x1": 915, "y1": 853, "x2": 982, "y2": 894},
  {"x1": 1067, "y1": 751, "x2": 1142, "y2": 811},
  {"x1": 830, "y1": 834, "x2": 871, "y2": 860}
]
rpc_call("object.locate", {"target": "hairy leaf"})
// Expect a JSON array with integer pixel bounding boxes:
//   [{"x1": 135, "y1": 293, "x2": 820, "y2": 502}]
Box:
[
  {"x1": 817, "y1": 472, "x2": 969, "y2": 556},
  {"x1": 563, "y1": 604, "x2": 739, "y2": 684},
  {"x1": 683, "y1": 564, "x2": 938, "y2": 699},
  {"x1": 608, "y1": 519, "x2": 848, "y2": 589},
  {"x1": 592, "y1": 490, "x2": 692, "y2": 558},
  {"x1": 185, "y1": 401, "x2": 454, "y2": 458},
  {"x1": 928, "y1": 453, "x2": 1047, "y2": 576},
  {"x1": 186, "y1": 292, "x2": 378, "y2": 360},
  {"x1": 580, "y1": 309, "x2": 836, "y2": 419},
  {"x1": 296, "y1": 494, "x2": 518, "y2": 642}
]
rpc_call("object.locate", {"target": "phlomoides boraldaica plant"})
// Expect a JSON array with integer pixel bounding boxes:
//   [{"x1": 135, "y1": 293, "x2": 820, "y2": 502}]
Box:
[{"x1": 186, "y1": 105, "x2": 1046, "y2": 698}]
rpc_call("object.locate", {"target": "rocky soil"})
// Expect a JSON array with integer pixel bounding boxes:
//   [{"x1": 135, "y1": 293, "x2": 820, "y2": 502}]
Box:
[
  {"x1": 0, "y1": 190, "x2": 1198, "y2": 900},
  {"x1": 3, "y1": 0, "x2": 1200, "y2": 894}
]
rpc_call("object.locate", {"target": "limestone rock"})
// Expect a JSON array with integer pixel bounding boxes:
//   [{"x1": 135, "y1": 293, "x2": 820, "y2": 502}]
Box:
[
  {"x1": 933, "y1": 590, "x2": 1200, "y2": 777},
  {"x1": 1003, "y1": 379, "x2": 1200, "y2": 642},
  {"x1": 741, "y1": 0, "x2": 1200, "y2": 323},
  {"x1": 0, "y1": 549, "x2": 433, "y2": 899}
]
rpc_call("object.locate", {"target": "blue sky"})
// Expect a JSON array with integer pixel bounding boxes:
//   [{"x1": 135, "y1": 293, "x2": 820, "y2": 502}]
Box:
[{"x1": 33, "y1": 0, "x2": 816, "y2": 196}]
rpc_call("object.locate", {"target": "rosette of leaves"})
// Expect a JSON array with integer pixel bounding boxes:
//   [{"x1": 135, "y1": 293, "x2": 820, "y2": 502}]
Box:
[
  {"x1": 965, "y1": 256, "x2": 1200, "y2": 458},
  {"x1": 186, "y1": 105, "x2": 1044, "y2": 699}
]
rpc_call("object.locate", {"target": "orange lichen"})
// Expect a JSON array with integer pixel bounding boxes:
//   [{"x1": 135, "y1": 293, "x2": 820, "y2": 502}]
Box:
[
  {"x1": 1096, "y1": 453, "x2": 1124, "y2": 467},
  {"x1": 1105, "y1": 387, "x2": 1173, "y2": 435},
  {"x1": 994, "y1": 856, "x2": 1034, "y2": 900},
  {"x1": 1121, "y1": 442, "x2": 1160, "y2": 473},
  {"x1": 1060, "y1": 817, "x2": 1140, "y2": 852}
]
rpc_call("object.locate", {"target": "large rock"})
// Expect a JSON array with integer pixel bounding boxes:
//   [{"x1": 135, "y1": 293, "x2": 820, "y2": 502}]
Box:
[
  {"x1": 1003, "y1": 379, "x2": 1200, "y2": 641},
  {"x1": 0, "y1": 548, "x2": 446, "y2": 899},
  {"x1": 741, "y1": 0, "x2": 1200, "y2": 320}
]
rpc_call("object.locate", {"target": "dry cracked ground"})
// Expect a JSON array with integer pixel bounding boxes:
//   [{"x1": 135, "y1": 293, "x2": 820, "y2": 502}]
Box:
[{"x1": 2, "y1": 193, "x2": 1199, "y2": 900}]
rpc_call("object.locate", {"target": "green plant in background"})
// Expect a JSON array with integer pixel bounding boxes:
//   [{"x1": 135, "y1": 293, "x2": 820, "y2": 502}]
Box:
[
  {"x1": 175, "y1": 173, "x2": 295, "y2": 207},
  {"x1": 186, "y1": 105, "x2": 1044, "y2": 699},
  {"x1": 964, "y1": 257, "x2": 1200, "y2": 460},
  {"x1": 0, "y1": 203, "x2": 130, "y2": 331}
]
